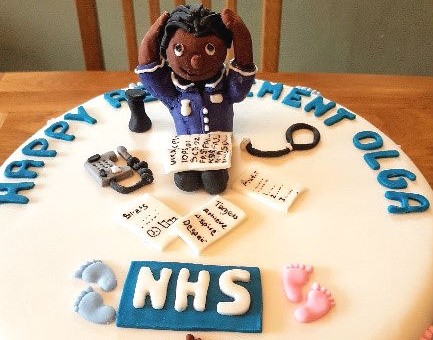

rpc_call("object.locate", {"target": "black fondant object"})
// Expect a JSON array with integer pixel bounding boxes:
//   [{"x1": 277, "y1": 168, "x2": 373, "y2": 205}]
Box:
[
  {"x1": 241, "y1": 123, "x2": 321, "y2": 158},
  {"x1": 201, "y1": 169, "x2": 229, "y2": 195},
  {"x1": 174, "y1": 171, "x2": 202, "y2": 192},
  {"x1": 173, "y1": 169, "x2": 229, "y2": 195},
  {"x1": 125, "y1": 89, "x2": 152, "y2": 133},
  {"x1": 110, "y1": 146, "x2": 154, "y2": 194}
]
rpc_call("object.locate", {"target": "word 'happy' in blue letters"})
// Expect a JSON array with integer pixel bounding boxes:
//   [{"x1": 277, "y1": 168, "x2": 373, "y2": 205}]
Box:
[{"x1": 1, "y1": 107, "x2": 97, "y2": 204}]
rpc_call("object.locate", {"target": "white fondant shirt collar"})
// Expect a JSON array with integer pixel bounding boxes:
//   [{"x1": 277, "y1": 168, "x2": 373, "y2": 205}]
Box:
[{"x1": 171, "y1": 67, "x2": 226, "y2": 91}]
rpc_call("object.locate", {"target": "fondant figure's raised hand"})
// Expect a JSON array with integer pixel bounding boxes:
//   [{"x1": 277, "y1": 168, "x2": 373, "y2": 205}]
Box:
[
  {"x1": 220, "y1": 8, "x2": 253, "y2": 68},
  {"x1": 138, "y1": 12, "x2": 170, "y2": 64}
]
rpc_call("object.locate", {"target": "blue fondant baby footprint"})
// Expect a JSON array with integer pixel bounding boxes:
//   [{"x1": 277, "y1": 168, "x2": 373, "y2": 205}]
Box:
[
  {"x1": 74, "y1": 287, "x2": 116, "y2": 324},
  {"x1": 74, "y1": 260, "x2": 117, "y2": 292}
]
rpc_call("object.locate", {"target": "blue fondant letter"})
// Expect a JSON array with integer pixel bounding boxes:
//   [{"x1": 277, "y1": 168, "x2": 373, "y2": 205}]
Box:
[
  {"x1": 143, "y1": 90, "x2": 157, "y2": 103},
  {"x1": 304, "y1": 96, "x2": 336, "y2": 117},
  {"x1": 4, "y1": 160, "x2": 45, "y2": 179},
  {"x1": 324, "y1": 107, "x2": 356, "y2": 126},
  {"x1": 282, "y1": 88, "x2": 311, "y2": 108},
  {"x1": 363, "y1": 150, "x2": 400, "y2": 170},
  {"x1": 64, "y1": 106, "x2": 97, "y2": 125},
  {"x1": 377, "y1": 168, "x2": 416, "y2": 189},
  {"x1": 44, "y1": 121, "x2": 75, "y2": 141},
  {"x1": 385, "y1": 191, "x2": 430, "y2": 214},
  {"x1": 353, "y1": 130, "x2": 384, "y2": 150},
  {"x1": 0, "y1": 182, "x2": 35, "y2": 204},
  {"x1": 257, "y1": 81, "x2": 283, "y2": 100},
  {"x1": 105, "y1": 88, "x2": 156, "y2": 107},
  {"x1": 22, "y1": 138, "x2": 57, "y2": 157},
  {"x1": 104, "y1": 90, "x2": 127, "y2": 108}
]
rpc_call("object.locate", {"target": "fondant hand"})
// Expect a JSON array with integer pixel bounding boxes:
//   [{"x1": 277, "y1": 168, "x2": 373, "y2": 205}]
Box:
[
  {"x1": 138, "y1": 12, "x2": 170, "y2": 64},
  {"x1": 220, "y1": 8, "x2": 253, "y2": 68}
]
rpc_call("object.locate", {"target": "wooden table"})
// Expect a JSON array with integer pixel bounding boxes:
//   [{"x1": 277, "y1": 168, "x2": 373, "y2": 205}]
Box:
[{"x1": 0, "y1": 71, "x2": 432, "y2": 187}]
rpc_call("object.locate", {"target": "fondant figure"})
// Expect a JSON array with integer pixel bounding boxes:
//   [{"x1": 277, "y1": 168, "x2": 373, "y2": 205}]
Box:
[{"x1": 136, "y1": 4, "x2": 256, "y2": 194}]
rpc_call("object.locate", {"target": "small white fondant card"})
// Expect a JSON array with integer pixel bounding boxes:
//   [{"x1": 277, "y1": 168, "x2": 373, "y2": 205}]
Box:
[
  {"x1": 233, "y1": 169, "x2": 303, "y2": 212},
  {"x1": 173, "y1": 196, "x2": 246, "y2": 255},
  {"x1": 116, "y1": 194, "x2": 180, "y2": 251},
  {"x1": 165, "y1": 132, "x2": 232, "y2": 174}
]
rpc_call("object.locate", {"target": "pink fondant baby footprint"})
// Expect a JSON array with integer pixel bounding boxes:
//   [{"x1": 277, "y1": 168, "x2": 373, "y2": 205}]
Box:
[
  {"x1": 294, "y1": 282, "x2": 335, "y2": 323},
  {"x1": 283, "y1": 264, "x2": 313, "y2": 303}
]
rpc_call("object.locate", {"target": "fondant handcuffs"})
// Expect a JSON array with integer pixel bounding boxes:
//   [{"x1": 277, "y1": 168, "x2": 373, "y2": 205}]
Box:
[{"x1": 241, "y1": 123, "x2": 321, "y2": 158}]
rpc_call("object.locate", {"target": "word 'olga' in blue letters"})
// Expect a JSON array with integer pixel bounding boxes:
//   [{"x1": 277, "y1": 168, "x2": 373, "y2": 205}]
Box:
[{"x1": 353, "y1": 130, "x2": 429, "y2": 214}]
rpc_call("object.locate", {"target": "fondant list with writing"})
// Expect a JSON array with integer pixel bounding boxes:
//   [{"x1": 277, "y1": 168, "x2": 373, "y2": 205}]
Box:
[
  {"x1": 165, "y1": 132, "x2": 232, "y2": 173},
  {"x1": 233, "y1": 169, "x2": 303, "y2": 212},
  {"x1": 116, "y1": 194, "x2": 180, "y2": 250},
  {"x1": 173, "y1": 196, "x2": 246, "y2": 255}
]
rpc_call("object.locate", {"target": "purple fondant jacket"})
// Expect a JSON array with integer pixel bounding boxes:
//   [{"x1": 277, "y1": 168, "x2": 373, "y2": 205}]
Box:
[{"x1": 136, "y1": 60, "x2": 256, "y2": 135}]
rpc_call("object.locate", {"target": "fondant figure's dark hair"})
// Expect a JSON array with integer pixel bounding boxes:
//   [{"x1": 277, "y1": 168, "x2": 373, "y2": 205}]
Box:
[{"x1": 160, "y1": 4, "x2": 232, "y2": 58}]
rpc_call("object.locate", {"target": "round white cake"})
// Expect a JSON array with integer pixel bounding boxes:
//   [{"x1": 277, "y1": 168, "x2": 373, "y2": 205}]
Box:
[{"x1": 0, "y1": 80, "x2": 432, "y2": 339}]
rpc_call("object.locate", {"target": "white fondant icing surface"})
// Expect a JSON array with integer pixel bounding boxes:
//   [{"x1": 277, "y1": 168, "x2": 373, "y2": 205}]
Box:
[{"x1": 0, "y1": 80, "x2": 432, "y2": 339}]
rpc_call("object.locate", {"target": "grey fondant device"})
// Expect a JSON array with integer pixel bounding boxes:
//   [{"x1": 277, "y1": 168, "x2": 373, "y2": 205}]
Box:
[
  {"x1": 85, "y1": 151, "x2": 133, "y2": 187},
  {"x1": 85, "y1": 146, "x2": 154, "y2": 194}
]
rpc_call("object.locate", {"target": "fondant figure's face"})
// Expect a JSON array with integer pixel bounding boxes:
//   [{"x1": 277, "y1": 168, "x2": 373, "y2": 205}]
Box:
[{"x1": 166, "y1": 29, "x2": 228, "y2": 82}]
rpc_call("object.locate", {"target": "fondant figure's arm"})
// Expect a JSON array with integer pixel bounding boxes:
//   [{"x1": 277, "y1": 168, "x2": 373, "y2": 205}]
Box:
[
  {"x1": 138, "y1": 12, "x2": 170, "y2": 64},
  {"x1": 136, "y1": 12, "x2": 177, "y2": 108},
  {"x1": 220, "y1": 9, "x2": 254, "y2": 69},
  {"x1": 221, "y1": 9, "x2": 256, "y2": 103}
]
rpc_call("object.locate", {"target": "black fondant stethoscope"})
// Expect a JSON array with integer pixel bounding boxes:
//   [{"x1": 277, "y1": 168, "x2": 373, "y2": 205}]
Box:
[{"x1": 241, "y1": 123, "x2": 321, "y2": 158}]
